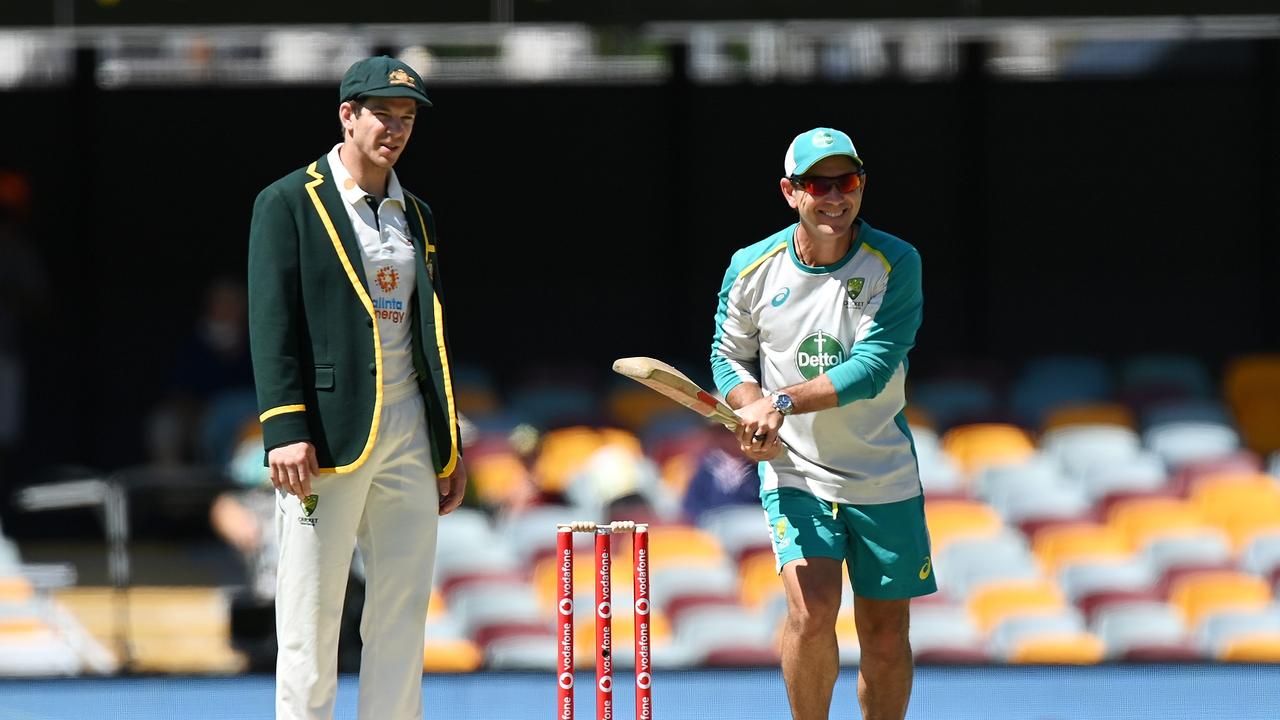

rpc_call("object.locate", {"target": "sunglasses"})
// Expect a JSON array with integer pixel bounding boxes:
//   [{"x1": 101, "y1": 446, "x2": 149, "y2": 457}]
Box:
[{"x1": 789, "y1": 171, "x2": 866, "y2": 196}]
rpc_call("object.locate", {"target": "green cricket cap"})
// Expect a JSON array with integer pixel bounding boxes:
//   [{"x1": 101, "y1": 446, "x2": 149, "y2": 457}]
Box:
[
  {"x1": 784, "y1": 127, "x2": 862, "y2": 176},
  {"x1": 339, "y1": 56, "x2": 432, "y2": 107}
]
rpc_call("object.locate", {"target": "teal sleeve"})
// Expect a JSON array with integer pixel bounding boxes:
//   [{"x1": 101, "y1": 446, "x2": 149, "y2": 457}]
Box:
[
  {"x1": 825, "y1": 248, "x2": 923, "y2": 406},
  {"x1": 710, "y1": 262, "x2": 754, "y2": 398}
]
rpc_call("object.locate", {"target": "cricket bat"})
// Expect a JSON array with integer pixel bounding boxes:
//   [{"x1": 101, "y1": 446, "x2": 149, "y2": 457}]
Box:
[{"x1": 611, "y1": 356, "x2": 741, "y2": 430}]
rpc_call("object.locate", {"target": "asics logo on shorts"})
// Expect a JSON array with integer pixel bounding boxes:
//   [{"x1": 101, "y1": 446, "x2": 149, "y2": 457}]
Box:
[{"x1": 918, "y1": 557, "x2": 931, "y2": 580}]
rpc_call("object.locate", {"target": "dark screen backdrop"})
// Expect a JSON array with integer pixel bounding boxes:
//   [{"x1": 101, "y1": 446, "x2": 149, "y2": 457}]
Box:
[{"x1": 1, "y1": 41, "x2": 1276, "y2": 470}]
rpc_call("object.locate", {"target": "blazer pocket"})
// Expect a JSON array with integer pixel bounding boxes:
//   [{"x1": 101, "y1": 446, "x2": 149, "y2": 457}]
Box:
[{"x1": 314, "y1": 365, "x2": 335, "y2": 391}]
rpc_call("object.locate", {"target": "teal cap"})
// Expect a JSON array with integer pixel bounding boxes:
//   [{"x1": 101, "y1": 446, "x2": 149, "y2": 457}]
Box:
[
  {"x1": 339, "y1": 56, "x2": 432, "y2": 107},
  {"x1": 784, "y1": 127, "x2": 862, "y2": 176}
]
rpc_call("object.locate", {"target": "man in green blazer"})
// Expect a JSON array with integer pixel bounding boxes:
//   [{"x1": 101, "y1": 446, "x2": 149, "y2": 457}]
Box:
[{"x1": 247, "y1": 55, "x2": 466, "y2": 720}]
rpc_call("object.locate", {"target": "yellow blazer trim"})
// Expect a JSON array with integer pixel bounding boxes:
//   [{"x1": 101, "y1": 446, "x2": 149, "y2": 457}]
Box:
[
  {"x1": 259, "y1": 404, "x2": 306, "y2": 422},
  {"x1": 411, "y1": 199, "x2": 460, "y2": 478},
  {"x1": 737, "y1": 242, "x2": 788, "y2": 280},
  {"x1": 304, "y1": 161, "x2": 383, "y2": 475}
]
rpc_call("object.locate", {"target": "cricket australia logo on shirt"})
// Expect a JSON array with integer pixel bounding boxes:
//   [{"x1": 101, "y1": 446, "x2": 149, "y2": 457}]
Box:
[
  {"x1": 845, "y1": 277, "x2": 866, "y2": 309},
  {"x1": 373, "y1": 266, "x2": 407, "y2": 324},
  {"x1": 795, "y1": 331, "x2": 846, "y2": 380}
]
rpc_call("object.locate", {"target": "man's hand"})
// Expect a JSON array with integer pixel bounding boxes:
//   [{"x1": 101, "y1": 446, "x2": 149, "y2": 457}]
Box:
[
  {"x1": 735, "y1": 395, "x2": 784, "y2": 461},
  {"x1": 438, "y1": 459, "x2": 468, "y2": 515},
  {"x1": 268, "y1": 441, "x2": 319, "y2": 498}
]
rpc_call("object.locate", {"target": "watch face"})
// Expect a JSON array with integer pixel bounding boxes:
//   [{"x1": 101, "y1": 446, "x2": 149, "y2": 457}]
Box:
[{"x1": 774, "y1": 393, "x2": 793, "y2": 414}]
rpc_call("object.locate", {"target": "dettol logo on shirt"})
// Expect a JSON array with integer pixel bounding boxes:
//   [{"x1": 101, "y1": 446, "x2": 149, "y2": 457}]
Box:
[{"x1": 795, "y1": 331, "x2": 846, "y2": 380}]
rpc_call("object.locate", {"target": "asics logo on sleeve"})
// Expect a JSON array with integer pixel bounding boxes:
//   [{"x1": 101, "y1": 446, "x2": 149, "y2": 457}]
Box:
[{"x1": 771, "y1": 288, "x2": 791, "y2": 307}]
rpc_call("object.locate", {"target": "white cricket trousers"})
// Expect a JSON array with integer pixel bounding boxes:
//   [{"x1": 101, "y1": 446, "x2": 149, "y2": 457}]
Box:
[{"x1": 276, "y1": 382, "x2": 439, "y2": 720}]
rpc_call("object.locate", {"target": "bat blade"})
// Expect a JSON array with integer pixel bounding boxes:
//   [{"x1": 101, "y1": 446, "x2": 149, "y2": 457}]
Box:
[{"x1": 611, "y1": 357, "x2": 740, "y2": 429}]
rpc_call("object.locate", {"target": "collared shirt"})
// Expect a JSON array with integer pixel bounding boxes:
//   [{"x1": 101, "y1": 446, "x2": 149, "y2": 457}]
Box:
[{"x1": 326, "y1": 144, "x2": 418, "y2": 392}]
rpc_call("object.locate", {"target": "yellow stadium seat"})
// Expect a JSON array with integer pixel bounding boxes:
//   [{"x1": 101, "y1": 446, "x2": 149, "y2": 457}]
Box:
[
  {"x1": 1032, "y1": 523, "x2": 1130, "y2": 573},
  {"x1": 423, "y1": 638, "x2": 483, "y2": 672},
  {"x1": 1218, "y1": 632, "x2": 1280, "y2": 662},
  {"x1": 1107, "y1": 497, "x2": 1206, "y2": 549},
  {"x1": 645, "y1": 525, "x2": 727, "y2": 570},
  {"x1": 1168, "y1": 571, "x2": 1272, "y2": 627},
  {"x1": 533, "y1": 427, "x2": 643, "y2": 492},
  {"x1": 469, "y1": 452, "x2": 532, "y2": 506},
  {"x1": 925, "y1": 499, "x2": 1004, "y2": 552},
  {"x1": 607, "y1": 386, "x2": 685, "y2": 431},
  {"x1": 967, "y1": 579, "x2": 1067, "y2": 633},
  {"x1": 1008, "y1": 632, "x2": 1106, "y2": 664},
  {"x1": 941, "y1": 424, "x2": 1036, "y2": 476},
  {"x1": 1223, "y1": 354, "x2": 1280, "y2": 454},
  {"x1": 1191, "y1": 473, "x2": 1280, "y2": 548},
  {"x1": 0, "y1": 576, "x2": 34, "y2": 602},
  {"x1": 1042, "y1": 403, "x2": 1135, "y2": 432},
  {"x1": 532, "y1": 547, "x2": 636, "y2": 613},
  {"x1": 738, "y1": 550, "x2": 784, "y2": 609},
  {"x1": 573, "y1": 607, "x2": 672, "y2": 662}
]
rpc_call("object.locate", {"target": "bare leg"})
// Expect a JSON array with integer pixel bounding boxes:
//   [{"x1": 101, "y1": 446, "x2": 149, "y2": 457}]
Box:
[
  {"x1": 779, "y1": 557, "x2": 844, "y2": 720},
  {"x1": 853, "y1": 596, "x2": 913, "y2": 720}
]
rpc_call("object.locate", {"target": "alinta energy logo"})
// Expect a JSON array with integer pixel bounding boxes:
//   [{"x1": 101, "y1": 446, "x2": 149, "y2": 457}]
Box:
[
  {"x1": 376, "y1": 267, "x2": 399, "y2": 293},
  {"x1": 795, "y1": 330, "x2": 846, "y2": 380},
  {"x1": 373, "y1": 266, "x2": 407, "y2": 324}
]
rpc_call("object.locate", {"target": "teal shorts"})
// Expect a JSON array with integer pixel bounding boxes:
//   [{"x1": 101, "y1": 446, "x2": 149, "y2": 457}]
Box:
[{"x1": 763, "y1": 487, "x2": 937, "y2": 600}]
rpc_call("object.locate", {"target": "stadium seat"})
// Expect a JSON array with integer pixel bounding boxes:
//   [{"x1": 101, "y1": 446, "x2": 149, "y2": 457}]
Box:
[
  {"x1": 1196, "y1": 607, "x2": 1280, "y2": 657},
  {"x1": 988, "y1": 608, "x2": 1086, "y2": 659},
  {"x1": 1140, "y1": 528, "x2": 1234, "y2": 575},
  {"x1": 973, "y1": 455, "x2": 1071, "y2": 513},
  {"x1": 1077, "y1": 588, "x2": 1164, "y2": 623},
  {"x1": 937, "y1": 532, "x2": 1039, "y2": 599},
  {"x1": 1120, "y1": 354, "x2": 1214, "y2": 405},
  {"x1": 1042, "y1": 403, "x2": 1135, "y2": 432},
  {"x1": 967, "y1": 579, "x2": 1068, "y2": 633},
  {"x1": 1076, "y1": 452, "x2": 1168, "y2": 503},
  {"x1": 940, "y1": 424, "x2": 1036, "y2": 477},
  {"x1": 1092, "y1": 600, "x2": 1188, "y2": 659},
  {"x1": 909, "y1": 603, "x2": 984, "y2": 658},
  {"x1": 534, "y1": 426, "x2": 641, "y2": 493},
  {"x1": 1057, "y1": 557, "x2": 1157, "y2": 603},
  {"x1": 1167, "y1": 571, "x2": 1272, "y2": 627},
  {"x1": 1217, "y1": 632, "x2": 1280, "y2": 662},
  {"x1": 1223, "y1": 354, "x2": 1280, "y2": 455},
  {"x1": 907, "y1": 377, "x2": 1000, "y2": 431},
  {"x1": 668, "y1": 605, "x2": 777, "y2": 666},
  {"x1": 1006, "y1": 632, "x2": 1106, "y2": 664},
  {"x1": 644, "y1": 524, "x2": 728, "y2": 570},
  {"x1": 1190, "y1": 473, "x2": 1280, "y2": 548},
  {"x1": 999, "y1": 483, "x2": 1092, "y2": 527},
  {"x1": 649, "y1": 564, "x2": 738, "y2": 615},
  {"x1": 737, "y1": 549, "x2": 784, "y2": 608},
  {"x1": 1032, "y1": 523, "x2": 1130, "y2": 574},
  {"x1": 1241, "y1": 531, "x2": 1280, "y2": 580},
  {"x1": 1041, "y1": 425, "x2": 1141, "y2": 482},
  {"x1": 1144, "y1": 421, "x2": 1241, "y2": 469},
  {"x1": 696, "y1": 504, "x2": 771, "y2": 563},
  {"x1": 834, "y1": 605, "x2": 862, "y2": 666},
  {"x1": 607, "y1": 382, "x2": 690, "y2": 431},
  {"x1": 497, "y1": 504, "x2": 578, "y2": 567},
  {"x1": 1169, "y1": 450, "x2": 1263, "y2": 495},
  {"x1": 468, "y1": 451, "x2": 532, "y2": 507},
  {"x1": 924, "y1": 499, "x2": 1005, "y2": 552},
  {"x1": 507, "y1": 384, "x2": 601, "y2": 429},
  {"x1": 1010, "y1": 355, "x2": 1113, "y2": 428},
  {"x1": 423, "y1": 638, "x2": 485, "y2": 672},
  {"x1": 910, "y1": 425, "x2": 965, "y2": 493},
  {"x1": 1106, "y1": 497, "x2": 1206, "y2": 549}
]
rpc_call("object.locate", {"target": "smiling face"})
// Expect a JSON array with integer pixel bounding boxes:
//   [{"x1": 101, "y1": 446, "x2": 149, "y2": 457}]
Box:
[
  {"x1": 781, "y1": 155, "x2": 864, "y2": 244},
  {"x1": 339, "y1": 96, "x2": 417, "y2": 176}
]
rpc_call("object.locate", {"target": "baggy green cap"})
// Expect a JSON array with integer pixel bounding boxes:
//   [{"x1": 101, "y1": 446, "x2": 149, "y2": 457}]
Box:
[
  {"x1": 339, "y1": 55, "x2": 432, "y2": 107},
  {"x1": 784, "y1": 127, "x2": 862, "y2": 176}
]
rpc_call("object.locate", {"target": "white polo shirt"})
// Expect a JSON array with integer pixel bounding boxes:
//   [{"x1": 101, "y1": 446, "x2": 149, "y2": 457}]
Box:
[{"x1": 327, "y1": 144, "x2": 418, "y2": 393}]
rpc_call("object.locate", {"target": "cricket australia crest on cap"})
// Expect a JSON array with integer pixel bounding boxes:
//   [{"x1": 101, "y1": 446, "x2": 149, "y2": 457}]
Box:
[{"x1": 388, "y1": 68, "x2": 416, "y2": 87}]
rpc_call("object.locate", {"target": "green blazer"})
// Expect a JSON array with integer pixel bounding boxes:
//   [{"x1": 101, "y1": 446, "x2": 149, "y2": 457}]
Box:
[{"x1": 247, "y1": 154, "x2": 460, "y2": 477}]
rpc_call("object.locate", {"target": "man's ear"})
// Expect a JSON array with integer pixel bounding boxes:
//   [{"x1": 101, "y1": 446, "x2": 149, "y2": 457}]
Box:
[{"x1": 780, "y1": 177, "x2": 800, "y2": 209}]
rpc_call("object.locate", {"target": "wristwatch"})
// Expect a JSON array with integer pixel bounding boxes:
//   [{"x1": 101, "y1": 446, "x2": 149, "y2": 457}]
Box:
[{"x1": 770, "y1": 391, "x2": 795, "y2": 416}]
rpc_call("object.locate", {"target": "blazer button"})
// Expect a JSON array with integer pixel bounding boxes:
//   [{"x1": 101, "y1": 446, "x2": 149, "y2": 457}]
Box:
[
  {"x1": 366, "y1": 317, "x2": 374, "y2": 328},
  {"x1": 368, "y1": 362, "x2": 377, "y2": 375}
]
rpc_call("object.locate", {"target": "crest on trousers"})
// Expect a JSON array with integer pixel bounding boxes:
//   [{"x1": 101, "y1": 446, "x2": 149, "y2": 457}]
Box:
[{"x1": 298, "y1": 494, "x2": 319, "y2": 525}]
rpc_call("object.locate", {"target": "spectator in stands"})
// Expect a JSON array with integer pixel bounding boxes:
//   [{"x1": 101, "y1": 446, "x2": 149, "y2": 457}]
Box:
[
  {"x1": 680, "y1": 428, "x2": 761, "y2": 525},
  {"x1": 146, "y1": 277, "x2": 256, "y2": 466}
]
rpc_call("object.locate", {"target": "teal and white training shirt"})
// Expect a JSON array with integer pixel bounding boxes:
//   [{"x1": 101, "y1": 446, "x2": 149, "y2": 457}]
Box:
[{"x1": 710, "y1": 218, "x2": 924, "y2": 505}]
